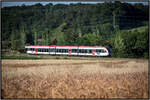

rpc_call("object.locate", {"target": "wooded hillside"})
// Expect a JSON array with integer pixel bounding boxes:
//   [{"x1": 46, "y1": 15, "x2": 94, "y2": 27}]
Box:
[{"x1": 2, "y1": 1, "x2": 149, "y2": 58}]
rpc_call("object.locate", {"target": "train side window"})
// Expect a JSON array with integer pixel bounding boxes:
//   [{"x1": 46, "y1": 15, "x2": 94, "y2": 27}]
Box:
[
  {"x1": 59, "y1": 49, "x2": 62, "y2": 53},
  {"x1": 87, "y1": 50, "x2": 90, "y2": 53},
  {"x1": 45, "y1": 49, "x2": 47, "y2": 52},
  {"x1": 82, "y1": 49, "x2": 86, "y2": 53},
  {"x1": 64, "y1": 49, "x2": 67, "y2": 53},
  {"x1": 42, "y1": 49, "x2": 44, "y2": 52},
  {"x1": 79, "y1": 49, "x2": 81, "y2": 53},
  {"x1": 96, "y1": 49, "x2": 100, "y2": 53},
  {"x1": 56, "y1": 49, "x2": 58, "y2": 52},
  {"x1": 71, "y1": 49, "x2": 77, "y2": 53},
  {"x1": 56, "y1": 49, "x2": 61, "y2": 53},
  {"x1": 104, "y1": 50, "x2": 106, "y2": 53},
  {"x1": 96, "y1": 50, "x2": 98, "y2": 52},
  {"x1": 85, "y1": 49, "x2": 87, "y2": 53},
  {"x1": 53, "y1": 48, "x2": 55, "y2": 52},
  {"x1": 65, "y1": 49, "x2": 67, "y2": 53},
  {"x1": 71, "y1": 49, "x2": 73, "y2": 53},
  {"x1": 75, "y1": 49, "x2": 77, "y2": 53},
  {"x1": 101, "y1": 49, "x2": 106, "y2": 53},
  {"x1": 89, "y1": 50, "x2": 92, "y2": 53},
  {"x1": 50, "y1": 48, "x2": 55, "y2": 52},
  {"x1": 62, "y1": 49, "x2": 64, "y2": 53},
  {"x1": 63, "y1": 49, "x2": 68, "y2": 53},
  {"x1": 30, "y1": 48, "x2": 32, "y2": 51},
  {"x1": 50, "y1": 49, "x2": 53, "y2": 52},
  {"x1": 97, "y1": 49, "x2": 103, "y2": 53},
  {"x1": 66, "y1": 49, "x2": 69, "y2": 53},
  {"x1": 81, "y1": 49, "x2": 84, "y2": 53}
]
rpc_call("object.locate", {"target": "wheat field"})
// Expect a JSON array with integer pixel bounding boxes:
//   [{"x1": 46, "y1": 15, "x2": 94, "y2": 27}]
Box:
[{"x1": 2, "y1": 58, "x2": 148, "y2": 98}]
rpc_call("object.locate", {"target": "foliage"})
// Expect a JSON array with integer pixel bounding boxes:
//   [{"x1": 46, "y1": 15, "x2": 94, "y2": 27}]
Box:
[
  {"x1": 112, "y1": 31, "x2": 126, "y2": 57},
  {"x1": 111, "y1": 26, "x2": 148, "y2": 58},
  {"x1": 2, "y1": 56, "x2": 41, "y2": 60},
  {"x1": 1, "y1": 2, "x2": 148, "y2": 58},
  {"x1": 79, "y1": 33, "x2": 104, "y2": 46}
]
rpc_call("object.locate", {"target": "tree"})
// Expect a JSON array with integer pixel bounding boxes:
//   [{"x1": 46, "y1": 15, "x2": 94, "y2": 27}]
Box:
[
  {"x1": 45, "y1": 30, "x2": 50, "y2": 45},
  {"x1": 134, "y1": 28, "x2": 148, "y2": 57},
  {"x1": 100, "y1": 23, "x2": 115, "y2": 39},
  {"x1": 20, "y1": 23, "x2": 26, "y2": 48},
  {"x1": 79, "y1": 33, "x2": 104, "y2": 46},
  {"x1": 52, "y1": 23, "x2": 67, "y2": 45},
  {"x1": 10, "y1": 31, "x2": 15, "y2": 50},
  {"x1": 113, "y1": 31, "x2": 126, "y2": 57},
  {"x1": 32, "y1": 27, "x2": 37, "y2": 45}
]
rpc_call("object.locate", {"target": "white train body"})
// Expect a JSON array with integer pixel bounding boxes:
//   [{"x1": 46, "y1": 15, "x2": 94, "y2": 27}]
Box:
[{"x1": 25, "y1": 45, "x2": 111, "y2": 57}]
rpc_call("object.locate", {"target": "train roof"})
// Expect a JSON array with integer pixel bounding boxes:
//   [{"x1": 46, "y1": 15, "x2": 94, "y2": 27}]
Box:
[{"x1": 25, "y1": 45, "x2": 106, "y2": 49}]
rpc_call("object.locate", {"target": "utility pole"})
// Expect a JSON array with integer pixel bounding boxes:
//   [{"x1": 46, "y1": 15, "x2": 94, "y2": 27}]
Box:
[
  {"x1": 34, "y1": 28, "x2": 37, "y2": 45},
  {"x1": 96, "y1": 25, "x2": 99, "y2": 36},
  {"x1": 113, "y1": 11, "x2": 116, "y2": 29}
]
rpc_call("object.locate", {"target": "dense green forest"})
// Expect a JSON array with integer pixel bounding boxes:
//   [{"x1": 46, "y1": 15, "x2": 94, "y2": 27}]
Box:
[{"x1": 2, "y1": 1, "x2": 149, "y2": 58}]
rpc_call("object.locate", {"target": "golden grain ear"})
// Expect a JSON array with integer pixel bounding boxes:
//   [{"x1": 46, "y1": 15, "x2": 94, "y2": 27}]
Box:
[{"x1": 2, "y1": 59, "x2": 148, "y2": 98}]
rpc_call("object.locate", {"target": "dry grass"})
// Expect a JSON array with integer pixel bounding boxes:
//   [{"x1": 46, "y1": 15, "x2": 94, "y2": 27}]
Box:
[{"x1": 2, "y1": 59, "x2": 148, "y2": 98}]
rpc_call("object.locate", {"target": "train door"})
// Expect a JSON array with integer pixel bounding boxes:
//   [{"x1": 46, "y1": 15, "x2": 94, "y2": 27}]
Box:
[
  {"x1": 31, "y1": 48, "x2": 34, "y2": 54},
  {"x1": 69, "y1": 49, "x2": 71, "y2": 55},
  {"x1": 95, "y1": 49, "x2": 101, "y2": 56},
  {"x1": 92, "y1": 49, "x2": 95, "y2": 56},
  {"x1": 35, "y1": 48, "x2": 37, "y2": 55}
]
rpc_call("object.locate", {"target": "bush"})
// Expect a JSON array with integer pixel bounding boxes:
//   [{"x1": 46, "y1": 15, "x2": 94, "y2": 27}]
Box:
[{"x1": 144, "y1": 52, "x2": 149, "y2": 59}]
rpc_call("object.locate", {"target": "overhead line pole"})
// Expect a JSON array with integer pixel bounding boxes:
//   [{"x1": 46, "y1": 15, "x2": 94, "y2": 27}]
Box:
[{"x1": 113, "y1": 11, "x2": 116, "y2": 29}]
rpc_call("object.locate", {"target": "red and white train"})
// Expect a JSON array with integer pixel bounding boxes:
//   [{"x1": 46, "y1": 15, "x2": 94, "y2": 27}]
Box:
[{"x1": 25, "y1": 45, "x2": 111, "y2": 57}]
